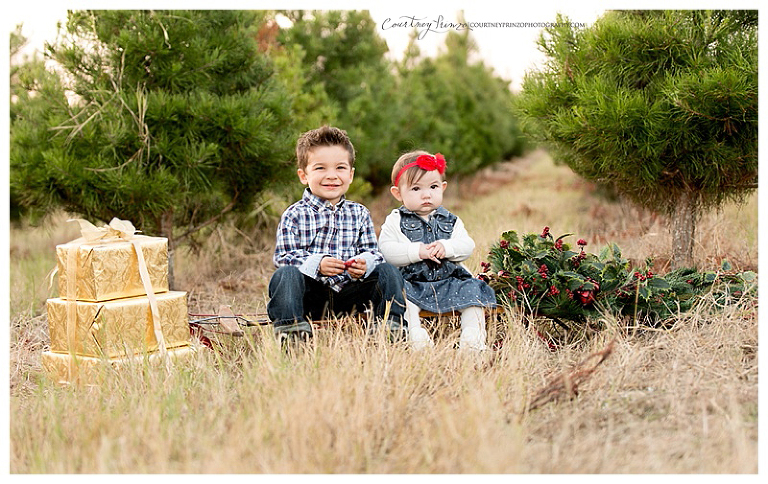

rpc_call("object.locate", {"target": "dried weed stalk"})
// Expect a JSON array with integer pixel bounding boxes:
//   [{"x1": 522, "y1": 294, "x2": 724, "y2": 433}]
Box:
[{"x1": 525, "y1": 338, "x2": 615, "y2": 413}]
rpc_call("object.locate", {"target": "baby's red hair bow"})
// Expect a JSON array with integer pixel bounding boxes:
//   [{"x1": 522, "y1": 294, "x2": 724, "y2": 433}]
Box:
[{"x1": 394, "y1": 153, "x2": 447, "y2": 186}]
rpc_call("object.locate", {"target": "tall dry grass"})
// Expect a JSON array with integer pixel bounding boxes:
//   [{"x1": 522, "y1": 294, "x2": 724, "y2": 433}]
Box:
[{"x1": 9, "y1": 150, "x2": 757, "y2": 473}]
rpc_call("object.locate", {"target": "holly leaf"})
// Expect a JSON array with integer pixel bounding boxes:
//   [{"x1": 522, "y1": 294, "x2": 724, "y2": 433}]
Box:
[
  {"x1": 560, "y1": 271, "x2": 583, "y2": 280},
  {"x1": 647, "y1": 277, "x2": 671, "y2": 290},
  {"x1": 502, "y1": 230, "x2": 520, "y2": 245},
  {"x1": 522, "y1": 260, "x2": 538, "y2": 273},
  {"x1": 740, "y1": 271, "x2": 756, "y2": 282},
  {"x1": 567, "y1": 279, "x2": 584, "y2": 291}
]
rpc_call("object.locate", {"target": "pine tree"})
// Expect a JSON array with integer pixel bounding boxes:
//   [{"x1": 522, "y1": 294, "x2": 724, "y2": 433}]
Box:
[
  {"x1": 10, "y1": 10, "x2": 295, "y2": 284},
  {"x1": 399, "y1": 25, "x2": 526, "y2": 177},
  {"x1": 10, "y1": 25, "x2": 70, "y2": 222},
  {"x1": 279, "y1": 11, "x2": 527, "y2": 188},
  {"x1": 278, "y1": 10, "x2": 404, "y2": 189},
  {"x1": 515, "y1": 10, "x2": 757, "y2": 268}
]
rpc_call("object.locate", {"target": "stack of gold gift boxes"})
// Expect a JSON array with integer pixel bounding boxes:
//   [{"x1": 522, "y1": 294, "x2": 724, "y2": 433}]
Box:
[{"x1": 42, "y1": 231, "x2": 193, "y2": 384}]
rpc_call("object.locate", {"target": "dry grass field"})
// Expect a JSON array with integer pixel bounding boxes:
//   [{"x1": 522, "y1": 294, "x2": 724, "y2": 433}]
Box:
[{"x1": 9, "y1": 150, "x2": 758, "y2": 473}]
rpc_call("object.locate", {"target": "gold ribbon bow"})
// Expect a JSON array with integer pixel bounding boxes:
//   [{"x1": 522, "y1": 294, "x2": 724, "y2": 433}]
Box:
[
  {"x1": 64, "y1": 218, "x2": 168, "y2": 380},
  {"x1": 73, "y1": 217, "x2": 138, "y2": 242}
]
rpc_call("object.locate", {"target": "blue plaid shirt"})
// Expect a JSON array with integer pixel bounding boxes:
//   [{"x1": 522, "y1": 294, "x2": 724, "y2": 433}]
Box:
[{"x1": 273, "y1": 188, "x2": 384, "y2": 292}]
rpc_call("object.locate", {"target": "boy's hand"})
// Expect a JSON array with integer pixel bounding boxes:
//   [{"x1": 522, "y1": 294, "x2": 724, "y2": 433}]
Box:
[
  {"x1": 319, "y1": 256, "x2": 346, "y2": 276},
  {"x1": 345, "y1": 258, "x2": 367, "y2": 279}
]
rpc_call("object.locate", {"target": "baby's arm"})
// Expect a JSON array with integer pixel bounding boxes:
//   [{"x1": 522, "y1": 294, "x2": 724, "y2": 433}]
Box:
[
  {"x1": 379, "y1": 211, "x2": 423, "y2": 267},
  {"x1": 436, "y1": 216, "x2": 475, "y2": 262}
]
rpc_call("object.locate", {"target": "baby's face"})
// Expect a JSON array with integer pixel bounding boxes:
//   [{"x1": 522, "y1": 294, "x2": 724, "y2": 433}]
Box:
[{"x1": 395, "y1": 170, "x2": 447, "y2": 216}]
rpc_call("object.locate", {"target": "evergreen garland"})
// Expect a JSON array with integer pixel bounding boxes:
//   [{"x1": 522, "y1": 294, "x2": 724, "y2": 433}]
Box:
[{"x1": 479, "y1": 227, "x2": 756, "y2": 342}]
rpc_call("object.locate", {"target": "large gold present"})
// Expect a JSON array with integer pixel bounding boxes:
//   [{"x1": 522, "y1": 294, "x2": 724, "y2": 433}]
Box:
[
  {"x1": 42, "y1": 345, "x2": 196, "y2": 385},
  {"x1": 57, "y1": 235, "x2": 169, "y2": 302},
  {"x1": 47, "y1": 291, "x2": 190, "y2": 358}
]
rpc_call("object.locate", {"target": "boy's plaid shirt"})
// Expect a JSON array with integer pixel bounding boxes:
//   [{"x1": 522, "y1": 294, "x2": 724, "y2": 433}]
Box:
[{"x1": 274, "y1": 188, "x2": 384, "y2": 292}]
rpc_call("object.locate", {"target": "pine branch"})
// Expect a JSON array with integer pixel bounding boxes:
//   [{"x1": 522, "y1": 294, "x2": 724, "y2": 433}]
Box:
[{"x1": 176, "y1": 190, "x2": 239, "y2": 243}]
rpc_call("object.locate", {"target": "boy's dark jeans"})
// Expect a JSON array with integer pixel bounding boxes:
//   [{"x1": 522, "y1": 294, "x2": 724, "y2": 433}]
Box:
[{"x1": 267, "y1": 263, "x2": 407, "y2": 337}]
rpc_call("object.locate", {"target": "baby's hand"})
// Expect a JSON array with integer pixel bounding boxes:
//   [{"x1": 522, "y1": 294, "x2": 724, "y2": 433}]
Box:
[
  {"x1": 419, "y1": 243, "x2": 442, "y2": 264},
  {"x1": 425, "y1": 241, "x2": 446, "y2": 260}
]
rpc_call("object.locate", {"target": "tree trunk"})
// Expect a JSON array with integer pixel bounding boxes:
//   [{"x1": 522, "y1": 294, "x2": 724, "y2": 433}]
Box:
[
  {"x1": 671, "y1": 190, "x2": 698, "y2": 269},
  {"x1": 159, "y1": 210, "x2": 176, "y2": 290}
]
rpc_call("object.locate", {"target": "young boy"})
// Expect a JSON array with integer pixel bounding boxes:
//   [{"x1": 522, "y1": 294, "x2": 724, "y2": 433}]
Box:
[{"x1": 267, "y1": 126, "x2": 407, "y2": 341}]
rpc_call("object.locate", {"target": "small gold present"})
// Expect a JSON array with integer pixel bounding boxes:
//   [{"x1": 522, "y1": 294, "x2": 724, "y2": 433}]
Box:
[
  {"x1": 47, "y1": 291, "x2": 190, "y2": 358},
  {"x1": 41, "y1": 345, "x2": 196, "y2": 385},
  {"x1": 56, "y1": 235, "x2": 169, "y2": 302}
]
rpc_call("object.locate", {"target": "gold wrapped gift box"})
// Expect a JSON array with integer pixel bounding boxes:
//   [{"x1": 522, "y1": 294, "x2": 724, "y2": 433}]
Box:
[
  {"x1": 57, "y1": 236, "x2": 169, "y2": 302},
  {"x1": 41, "y1": 345, "x2": 196, "y2": 385},
  {"x1": 47, "y1": 291, "x2": 190, "y2": 358}
]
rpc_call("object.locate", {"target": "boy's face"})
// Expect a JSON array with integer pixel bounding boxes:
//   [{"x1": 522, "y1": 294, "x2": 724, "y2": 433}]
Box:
[
  {"x1": 390, "y1": 170, "x2": 447, "y2": 216},
  {"x1": 298, "y1": 145, "x2": 354, "y2": 205}
]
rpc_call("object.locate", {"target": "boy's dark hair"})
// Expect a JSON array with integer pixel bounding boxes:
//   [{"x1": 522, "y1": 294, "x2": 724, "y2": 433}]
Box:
[{"x1": 296, "y1": 126, "x2": 356, "y2": 170}]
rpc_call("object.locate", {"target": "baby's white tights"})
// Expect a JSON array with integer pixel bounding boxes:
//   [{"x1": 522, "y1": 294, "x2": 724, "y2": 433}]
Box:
[
  {"x1": 405, "y1": 300, "x2": 433, "y2": 350},
  {"x1": 405, "y1": 301, "x2": 487, "y2": 351},
  {"x1": 459, "y1": 306, "x2": 487, "y2": 351}
]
